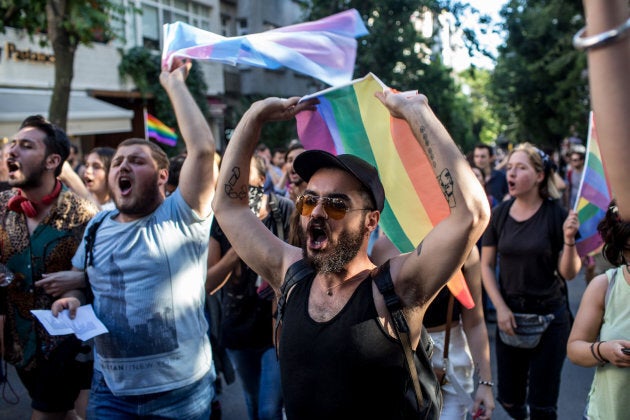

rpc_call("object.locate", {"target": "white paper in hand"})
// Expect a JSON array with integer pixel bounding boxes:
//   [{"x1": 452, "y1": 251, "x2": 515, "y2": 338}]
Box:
[{"x1": 31, "y1": 304, "x2": 109, "y2": 341}]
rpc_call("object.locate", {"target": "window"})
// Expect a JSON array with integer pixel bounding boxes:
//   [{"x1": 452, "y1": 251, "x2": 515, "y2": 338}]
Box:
[
  {"x1": 139, "y1": 0, "x2": 214, "y2": 50},
  {"x1": 142, "y1": 4, "x2": 160, "y2": 50}
]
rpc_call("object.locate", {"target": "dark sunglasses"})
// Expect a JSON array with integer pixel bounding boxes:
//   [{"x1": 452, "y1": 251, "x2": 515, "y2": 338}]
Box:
[{"x1": 296, "y1": 194, "x2": 372, "y2": 220}]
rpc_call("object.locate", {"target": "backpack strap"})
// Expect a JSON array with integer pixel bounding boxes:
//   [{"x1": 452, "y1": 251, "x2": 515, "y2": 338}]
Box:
[
  {"x1": 274, "y1": 259, "x2": 315, "y2": 357},
  {"x1": 268, "y1": 192, "x2": 285, "y2": 241},
  {"x1": 82, "y1": 211, "x2": 111, "y2": 303},
  {"x1": 373, "y1": 260, "x2": 426, "y2": 409}
]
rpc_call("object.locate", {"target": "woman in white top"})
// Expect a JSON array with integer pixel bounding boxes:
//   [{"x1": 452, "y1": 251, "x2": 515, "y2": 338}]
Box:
[{"x1": 83, "y1": 147, "x2": 116, "y2": 210}]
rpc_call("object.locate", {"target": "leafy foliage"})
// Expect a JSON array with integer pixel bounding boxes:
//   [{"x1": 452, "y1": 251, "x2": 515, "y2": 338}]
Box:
[
  {"x1": 304, "y1": 0, "x2": 483, "y2": 152},
  {"x1": 490, "y1": 0, "x2": 588, "y2": 148}
]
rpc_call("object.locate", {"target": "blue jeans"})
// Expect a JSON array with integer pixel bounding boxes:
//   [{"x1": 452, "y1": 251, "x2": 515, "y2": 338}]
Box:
[
  {"x1": 87, "y1": 369, "x2": 214, "y2": 419},
  {"x1": 227, "y1": 346, "x2": 283, "y2": 420},
  {"x1": 496, "y1": 307, "x2": 571, "y2": 420}
]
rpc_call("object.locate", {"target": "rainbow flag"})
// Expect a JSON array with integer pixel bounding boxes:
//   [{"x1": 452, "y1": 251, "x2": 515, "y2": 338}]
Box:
[
  {"x1": 574, "y1": 112, "x2": 611, "y2": 257},
  {"x1": 295, "y1": 73, "x2": 474, "y2": 309},
  {"x1": 161, "y1": 9, "x2": 368, "y2": 87},
  {"x1": 146, "y1": 112, "x2": 178, "y2": 147}
]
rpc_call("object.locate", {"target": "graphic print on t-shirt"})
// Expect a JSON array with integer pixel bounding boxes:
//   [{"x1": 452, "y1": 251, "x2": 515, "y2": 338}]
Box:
[{"x1": 95, "y1": 253, "x2": 177, "y2": 357}]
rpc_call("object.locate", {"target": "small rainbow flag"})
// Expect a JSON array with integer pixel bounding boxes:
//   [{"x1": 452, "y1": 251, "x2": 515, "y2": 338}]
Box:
[
  {"x1": 146, "y1": 112, "x2": 178, "y2": 147},
  {"x1": 574, "y1": 112, "x2": 611, "y2": 257},
  {"x1": 296, "y1": 73, "x2": 474, "y2": 309}
]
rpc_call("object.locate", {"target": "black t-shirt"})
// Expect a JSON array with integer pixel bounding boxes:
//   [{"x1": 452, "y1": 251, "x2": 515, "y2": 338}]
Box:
[
  {"x1": 482, "y1": 199, "x2": 566, "y2": 313},
  {"x1": 211, "y1": 193, "x2": 294, "y2": 349}
]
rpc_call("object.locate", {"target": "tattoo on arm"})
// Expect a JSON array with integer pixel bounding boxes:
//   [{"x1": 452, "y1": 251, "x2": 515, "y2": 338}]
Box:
[
  {"x1": 419, "y1": 124, "x2": 456, "y2": 209},
  {"x1": 224, "y1": 167, "x2": 247, "y2": 199},
  {"x1": 437, "y1": 168, "x2": 456, "y2": 208},
  {"x1": 420, "y1": 125, "x2": 437, "y2": 168},
  {"x1": 416, "y1": 240, "x2": 424, "y2": 256}
]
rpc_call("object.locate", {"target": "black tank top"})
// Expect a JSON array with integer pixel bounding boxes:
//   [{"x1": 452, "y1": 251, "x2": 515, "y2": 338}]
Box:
[
  {"x1": 279, "y1": 265, "x2": 416, "y2": 419},
  {"x1": 423, "y1": 287, "x2": 461, "y2": 328}
]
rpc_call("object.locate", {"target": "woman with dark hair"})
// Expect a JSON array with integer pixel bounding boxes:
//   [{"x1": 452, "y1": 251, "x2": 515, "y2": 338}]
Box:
[
  {"x1": 83, "y1": 147, "x2": 116, "y2": 210},
  {"x1": 481, "y1": 142, "x2": 581, "y2": 419},
  {"x1": 567, "y1": 200, "x2": 630, "y2": 419}
]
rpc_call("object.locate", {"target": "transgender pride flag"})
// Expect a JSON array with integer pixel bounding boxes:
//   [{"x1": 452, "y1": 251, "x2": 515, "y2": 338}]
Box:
[
  {"x1": 296, "y1": 73, "x2": 474, "y2": 309},
  {"x1": 161, "y1": 9, "x2": 368, "y2": 87},
  {"x1": 574, "y1": 112, "x2": 612, "y2": 257}
]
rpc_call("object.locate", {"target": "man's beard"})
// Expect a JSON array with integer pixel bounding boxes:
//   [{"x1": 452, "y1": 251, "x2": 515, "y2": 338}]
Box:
[
  {"x1": 300, "y1": 219, "x2": 367, "y2": 274},
  {"x1": 116, "y1": 173, "x2": 162, "y2": 216},
  {"x1": 10, "y1": 158, "x2": 47, "y2": 189}
]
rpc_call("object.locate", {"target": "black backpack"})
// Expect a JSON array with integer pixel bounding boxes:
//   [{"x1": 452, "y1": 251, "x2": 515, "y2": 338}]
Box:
[{"x1": 275, "y1": 259, "x2": 442, "y2": 420}]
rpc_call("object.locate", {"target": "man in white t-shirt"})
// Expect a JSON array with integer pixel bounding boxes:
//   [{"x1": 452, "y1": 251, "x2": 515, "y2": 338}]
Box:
[{"x1": 51, "y1": 58, "x2": 217, "y2": 419}]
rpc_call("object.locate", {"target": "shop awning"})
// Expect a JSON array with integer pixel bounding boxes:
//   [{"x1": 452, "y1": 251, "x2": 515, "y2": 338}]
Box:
[{"x1": 0, "y1": 88, "x2": 134, "y2": 136}]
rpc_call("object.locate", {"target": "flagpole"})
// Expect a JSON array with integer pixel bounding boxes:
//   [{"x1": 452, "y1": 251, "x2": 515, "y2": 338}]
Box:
[{"x1": 143, "y1": 107, "x2": 149, "y2": 141}]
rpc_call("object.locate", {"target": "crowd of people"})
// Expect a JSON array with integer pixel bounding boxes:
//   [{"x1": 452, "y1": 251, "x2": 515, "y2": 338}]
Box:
[{"x1": 0, "y1": 0, "x2": 628, "y2": 419}]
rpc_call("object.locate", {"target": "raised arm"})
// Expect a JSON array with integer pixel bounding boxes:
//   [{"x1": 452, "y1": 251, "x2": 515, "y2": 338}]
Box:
[
  {"x1": 159, "y1": 59, "x2": 216, "y2": 217},
  {"x1": 375, "y1": 90, "x2": 490, "y2": 307},
  {"x1": 212, "y1": 98, "x2": 314, "y2": 289},
  {"x1": 558, "y1": 210, "x2": 582, "y2": 280},
  {"x1": 579, "y1": 0, "x2": 630, "y2": 218}
]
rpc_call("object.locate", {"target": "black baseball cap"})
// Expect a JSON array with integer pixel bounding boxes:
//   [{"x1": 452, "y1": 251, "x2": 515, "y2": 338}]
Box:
[{"x1": 293, "y1": 150, "x2": 385, "y2": 212}]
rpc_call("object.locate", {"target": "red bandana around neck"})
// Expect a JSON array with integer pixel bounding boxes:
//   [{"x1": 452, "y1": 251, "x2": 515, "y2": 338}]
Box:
[{"x1": 8, "y1": 180, "x2": 62, "y2": 218}]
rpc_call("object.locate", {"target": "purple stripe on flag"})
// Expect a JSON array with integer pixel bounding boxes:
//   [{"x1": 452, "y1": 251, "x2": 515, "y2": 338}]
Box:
[
  {"x1": 149, "y1": 132, "x2": 177, "y2": 147},
  {"x1": 576, "y1": 234, "x2": 603, "y2": 257},
  {"x1": 581, "y1": 182, "x2": 611, "y2": 210},
  {"x1": 296, "y1": 110, "x2": 336, "y2": 154}
]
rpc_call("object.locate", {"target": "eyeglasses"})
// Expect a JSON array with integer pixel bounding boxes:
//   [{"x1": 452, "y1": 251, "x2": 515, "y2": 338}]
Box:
[{"x1": 296, "y1": 194, "x2": 372, "y2": 220}]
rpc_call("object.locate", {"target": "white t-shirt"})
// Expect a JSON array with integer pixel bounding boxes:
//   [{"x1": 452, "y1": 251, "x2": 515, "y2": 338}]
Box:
[{"x1": 73, "y1": 189, "x2": 213, "y2": 396}]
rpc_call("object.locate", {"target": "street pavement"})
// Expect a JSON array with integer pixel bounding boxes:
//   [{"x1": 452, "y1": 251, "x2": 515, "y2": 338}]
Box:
[{"x1": 0, "y1": 269, "x2": 594, "y2": 419}]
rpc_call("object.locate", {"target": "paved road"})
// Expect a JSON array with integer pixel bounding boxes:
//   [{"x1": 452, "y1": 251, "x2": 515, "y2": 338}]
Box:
[{"x1": 0, "y1": 270, "x2": 594, "y2": 419}]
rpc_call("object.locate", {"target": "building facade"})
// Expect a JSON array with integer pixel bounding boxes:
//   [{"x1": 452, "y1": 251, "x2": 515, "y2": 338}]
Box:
[{"x1": 0, "y1": 0, "x2": 316, "y2": 154}]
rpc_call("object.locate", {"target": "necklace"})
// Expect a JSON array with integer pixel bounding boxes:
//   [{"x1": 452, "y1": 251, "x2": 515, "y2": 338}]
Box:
[{"x1": 322, "y1": 270, "x2": 369, "y2": 297}]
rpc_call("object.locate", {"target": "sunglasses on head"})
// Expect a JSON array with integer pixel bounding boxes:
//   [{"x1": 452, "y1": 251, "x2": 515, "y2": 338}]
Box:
[{"x1": 296, "y1": 194, "x2": 372, "y2": 220}]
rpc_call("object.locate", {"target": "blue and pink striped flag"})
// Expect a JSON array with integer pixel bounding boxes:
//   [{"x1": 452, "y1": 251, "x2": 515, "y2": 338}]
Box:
[
  {"x1": 296, "y1": 73, "x2": 474, "y2": 309},
  {"x1": 574, "y1": 112, "x2": 612, "y2": 257},
  {"x1": 161, "y1": 9, "x2": 368, "y2": 87}
]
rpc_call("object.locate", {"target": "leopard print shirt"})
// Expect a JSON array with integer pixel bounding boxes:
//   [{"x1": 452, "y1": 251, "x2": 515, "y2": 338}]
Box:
[{"x1": 0, "y1": 189, "x2": 97, "y2": 369}]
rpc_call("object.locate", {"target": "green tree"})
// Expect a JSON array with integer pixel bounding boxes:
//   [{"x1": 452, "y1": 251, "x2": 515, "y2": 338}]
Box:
[
  {"x1": 459, "y1": 67, "x2": 502, "y2": 145},
  {"x1": 0, "y1": 0, "x2": 130, "y2": 130},
  {"x1": 490, "y1": 0, "x2": 588, "y2": 148},
  {"x1": 304, "y1": 1, "x2": 481, "y2": 151}
]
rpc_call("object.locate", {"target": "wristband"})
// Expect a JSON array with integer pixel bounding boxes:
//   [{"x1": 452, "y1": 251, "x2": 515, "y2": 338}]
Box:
[
  {"x1": 590, "y1": 341, "x2": 604, "y2": 365},
  {"x1": 573, "y1": 17, "x2": 630, "y2": 50},
  {"x1": 564, "y1": 242, "x2": 576, "y2": 247},
  {"x1": 596, "y1": 341, "x2": 610, "y2": 366},
  {"x1": 478, "y1": 380, "x2": 494, "y2": 387}
]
